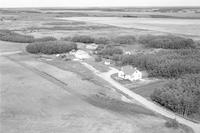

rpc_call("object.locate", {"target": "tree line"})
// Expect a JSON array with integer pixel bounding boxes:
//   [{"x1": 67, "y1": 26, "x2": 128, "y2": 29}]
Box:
[
  {"x1": 151, "y1": 74, "x2": 200, "y2": 118},
  {"x1": 26, "y1": 41, "x2": 77, "y2": 54}
]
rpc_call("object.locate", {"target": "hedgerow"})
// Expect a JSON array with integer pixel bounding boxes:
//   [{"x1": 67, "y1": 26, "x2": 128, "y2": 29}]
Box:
[
  {"x1": 138, "y1": 35, "x2": 195, "y2": 49},
  {"x1": 26, "y1": 41, "x2": 77, "y2": 54},
  {"x1": 71, "y1": 35, "x2": 95, "y2": 43},
  {"x1": 113, "y1": 35, "x2": 136, "y2": 44},
  {"x1": 97, "y1": 45, "x2": 123, "y2": 59},
  {"x1": 151, "y1": 74, "x2": 200, "y2": 118},
  {"x1": 93, "y1": 37, "x2": 110, "y2": 44},
  {"x1": 35, "y1": 36, "x2": 57, "y2": 42},
  {"x1": 0, "y1": 30, "x2": 35, "y2": 43}
]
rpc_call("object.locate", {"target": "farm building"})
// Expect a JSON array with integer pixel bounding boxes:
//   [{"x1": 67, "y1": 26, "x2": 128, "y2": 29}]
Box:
[
  {"x1": 104, "y1": 59, "x2": 111, "y2": 65},
  {"x1": 118, "y1": 66, "x2": 142, "y2": 81},
  {"x1": 70, "y1": 50, "x2": 91, "y2": 60},
  {"x1": 86, "y1": 43, "x2": 98, "y2": 50},
  {"x1": 125, "y1": 51, "x2": 131, "y2": 55}
]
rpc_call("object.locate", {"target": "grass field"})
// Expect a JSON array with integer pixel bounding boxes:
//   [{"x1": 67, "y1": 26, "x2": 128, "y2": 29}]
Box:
[{"x1": 62, "y1": 17, "x2": 200, "y2": 40}]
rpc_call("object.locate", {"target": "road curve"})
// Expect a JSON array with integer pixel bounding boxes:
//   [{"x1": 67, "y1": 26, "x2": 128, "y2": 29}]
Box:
[{"x1": 80, "y1": 61, "x2": 200, "y2": 133}]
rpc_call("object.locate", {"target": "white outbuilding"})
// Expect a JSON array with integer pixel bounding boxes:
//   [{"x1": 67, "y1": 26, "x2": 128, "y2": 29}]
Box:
[
  {"x1": 125, "y1": 51, "x2": 131, "y2": 55},
  {"x1": 86, "y1": 43, "x2": 98, "y2": 50},
  {"x1": 104, "y1": 59, "x2": 111, "y2": 65},
  {"x1": 74, "y1": 50, "x2": 91, "y2": 60}
]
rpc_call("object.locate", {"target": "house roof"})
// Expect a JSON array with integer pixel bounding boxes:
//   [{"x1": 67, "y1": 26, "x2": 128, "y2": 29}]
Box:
[
  {"x1": 76, "y1": 50, "x2": 88, "y2": 54},
  {"x1": 121, "y1": 66, "x2": 138, "y2": 75}
]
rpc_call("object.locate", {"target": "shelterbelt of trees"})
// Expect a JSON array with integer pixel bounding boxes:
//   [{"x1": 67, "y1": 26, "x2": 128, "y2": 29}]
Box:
[
  {"x1": 151, "y1": 74, "x2": 200, "y2": 119},
  {"x1": 26, "y1": 41, "x2": 77, "y2": 54},
  {"x1": 138, "y1": 35, "x2": 196, "y2": 49},
  {"x1": 0, "y1": 30, "x2": 57, "y2": 43}
]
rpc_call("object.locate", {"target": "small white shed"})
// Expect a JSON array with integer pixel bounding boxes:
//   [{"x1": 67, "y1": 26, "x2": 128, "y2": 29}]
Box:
[{"x1": 86, "y1": 43, "x2": 98, "y2": 50}]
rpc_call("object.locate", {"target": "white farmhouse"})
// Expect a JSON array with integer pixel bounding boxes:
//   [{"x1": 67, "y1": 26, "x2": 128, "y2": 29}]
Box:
[
  {"x1": 125, "y1": 51, "x2": 131, "y2": 55},
  {"x1": 118, "y1": 66, "x2": 142, "y2": 81},
  {"x1": 104, "y1": 59, "x2": 111, "y2": 65}
]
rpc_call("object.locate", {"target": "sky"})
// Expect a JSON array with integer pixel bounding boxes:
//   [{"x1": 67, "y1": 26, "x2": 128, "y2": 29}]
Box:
[{"x1": 0, "y1": 0, "x2": 200, "y2": 8}]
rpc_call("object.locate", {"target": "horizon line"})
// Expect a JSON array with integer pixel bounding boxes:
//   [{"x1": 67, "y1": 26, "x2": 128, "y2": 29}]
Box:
[{"x1": 1, "y1": 6, "x2": 200, "y2": 9}]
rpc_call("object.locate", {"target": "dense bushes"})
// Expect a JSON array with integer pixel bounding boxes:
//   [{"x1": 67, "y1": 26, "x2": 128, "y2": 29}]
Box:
[
  {"x1": 0, "y1": 30, "x2": 60, "y2": 43},
  {"x1": 93, "y1": 37, "x2": 110, "y2": 44},
  {"x1": 35, "y1": 36, "x2": 57, "y2": 42},
  {"x1": 113, "y1": 35, "x2": 136, "y2": 44},
  {"x1": 151, "y1": 74, "x2": 200, "y2": 117},
  {"x1": 62, "y1": 34, "x2": 196, "y2": 50},
  {"x1": 97, "y1": 45, "x2": 123, "y2": 58},
  {"x1": 63, "y1": 36, "x2": 111, "y2": 44},
  {"x1": 26, "y1": 41, "x2": 77, "y2": 54},
  {"x1": 63, "y1": 34, "x2": 137, "y2": 45},
  {"x1": 120, "y1": 49, "x2": 200, "y2": 78},
  {"x1": 138, "y1": 35, "x2": 195, "y2": 49},
  {"x1": 0, "y1": 30, "x2": 35, "y2": 43},
  {"x1": 71, "y1": 35, "x2": 95, "y2": 43}
]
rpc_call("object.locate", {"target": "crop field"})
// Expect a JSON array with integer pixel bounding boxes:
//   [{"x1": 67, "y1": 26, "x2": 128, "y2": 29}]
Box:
[{"x1": 63, "y1": 17, "x2": 200, "y2": 40}]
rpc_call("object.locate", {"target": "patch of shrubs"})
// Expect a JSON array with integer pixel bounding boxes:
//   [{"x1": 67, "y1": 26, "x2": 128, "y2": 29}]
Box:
[
  {"x1": 63, "y1": 35, "x2": 111, "y2": 44},
  {"x1": 151, "y1": 74, "x2": 200, "y2": 118},
  {"x1": 71, "y1": 35, "x2": 95, "y2": 43},
  {"x1": 165, "y1": 119, "x2": 179, "y2": 129},
  {"x1": 0, "y1": 30, "x2": 35, "y2": 43},
  {"x1": 138, "y1": 35, "x2": 195, "y2": 49},
  {"x1": 35, "y1": 36, "x2": 57, "y2": 42},
  {"x1": 61, "y1": 36, "x2": 72, "y2": 41},
  {"x1": 26, "y1": 41, "x2": 77, "y2": 54},
  {"x1": 113, "y1": 35, "x2": 136, "y2": 44},
  {"x1": 93, "y1": 37, "x2": 111, "y2": 44},
  {"x1": 97, "y1": 45, "x2": 123, "y2": 59},
  {"x1": 62, "y1": 35, "x2": 137, "y2": 45}
]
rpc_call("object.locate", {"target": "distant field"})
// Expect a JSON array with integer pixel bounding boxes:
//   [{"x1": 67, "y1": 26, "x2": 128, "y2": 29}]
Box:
[
  {"x1": 43, "y1": 21, "x2": 85, "y2": 25},
  {"x1": 62, "y1": 17, "x2": 200, "y2": 40}
]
